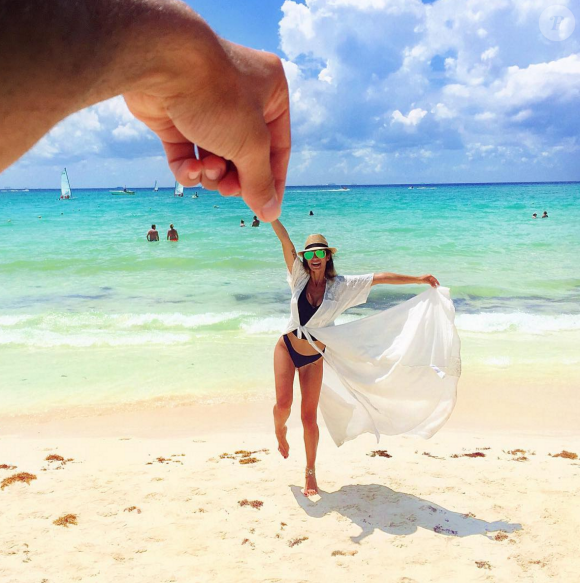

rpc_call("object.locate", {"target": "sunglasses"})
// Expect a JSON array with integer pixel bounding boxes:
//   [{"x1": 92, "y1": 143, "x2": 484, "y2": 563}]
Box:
[{"x1": 303, "y1": 249, "x2": 327, "y2": 260}]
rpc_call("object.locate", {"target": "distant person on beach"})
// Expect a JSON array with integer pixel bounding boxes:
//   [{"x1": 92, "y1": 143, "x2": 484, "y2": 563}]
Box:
[
  {"x1": 0, "y1": 0, "x2": 290, "y2": 222},
  {"x1": 167, "y1": 224, "x2": 179, "y2": 241},
  {"x1": 270, "y1": 219, "x2": 458, "y2": 497},
  {"x1": 252, "y1": 216, "x2": 260, "y2": 227},
  {"x1": 532, "y1": 213, "x2": 538, "y2": 218},
  {"x1": 147, "y1": 225, "x2": 159, "y2": 242},
  {"x1": 240, "y1": 220, "x2": 246, "y2": 227},
  {"x1": 309, "y1": 210, "x2": 314, "y2": 216},
  {"x1": 542, "y1": 211, "x2": 548, "y2": 218}
]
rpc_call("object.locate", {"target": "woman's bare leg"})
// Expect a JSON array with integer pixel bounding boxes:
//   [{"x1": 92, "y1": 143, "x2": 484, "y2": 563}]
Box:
[
  {"x1": 273, "y1": 336, "x2": 295, "y2": 458},
  {"x1": 298, "y1": 358, "x2": 323, "y2": 496}
]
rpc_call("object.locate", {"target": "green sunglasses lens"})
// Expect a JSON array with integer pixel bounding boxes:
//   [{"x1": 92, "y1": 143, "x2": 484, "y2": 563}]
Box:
[{"x1": 304, "y1": 249, "x2": 326, "y2": 260}]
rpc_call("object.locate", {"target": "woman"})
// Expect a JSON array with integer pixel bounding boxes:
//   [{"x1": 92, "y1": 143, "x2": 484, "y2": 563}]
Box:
[{"x1": 271, "y1": 220, "x2": 458, "y2": 497}]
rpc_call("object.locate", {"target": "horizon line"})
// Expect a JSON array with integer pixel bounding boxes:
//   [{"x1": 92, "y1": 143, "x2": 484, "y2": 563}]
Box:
[{"x1": 2, "y1": 180, "x2": 579, "y2": 190}]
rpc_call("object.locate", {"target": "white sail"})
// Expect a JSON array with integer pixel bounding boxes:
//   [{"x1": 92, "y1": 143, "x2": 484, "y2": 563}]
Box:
[
  {"x1": 60, "y1": 168, "x2": 72, "y2": 198},
  {"x1": 174, "y1": 181, "x2": 184, "y2": 196},
  {"x1": 154, "y1": 180, "x2": 158, "y2": 192}
]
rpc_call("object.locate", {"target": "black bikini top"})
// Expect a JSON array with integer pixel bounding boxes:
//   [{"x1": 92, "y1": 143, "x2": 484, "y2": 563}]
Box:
[{"x1": 298, "y1": 283, "x2": 323, "y2": 326}]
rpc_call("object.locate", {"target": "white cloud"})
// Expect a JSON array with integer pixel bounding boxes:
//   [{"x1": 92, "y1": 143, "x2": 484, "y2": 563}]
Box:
[
  {"x1": 24, "y1": 96, "x2": 156, "y2": 161},
  {"x1": 511, "y1": 109, "x2": 533, "y2": 122},
  {"x1": 474, "y1": 111, "x2": 496, "y2": 120},
  {"x1": 318, "y1": 64, "x2": 333, "y2": 84},
  {"x1": 431, "y1": 103, "x2": 456, "y2": 120},
  {"x1": 279, "y1": 0, "x2": 580, "y2": 183},
  {"x1": 391, "y1": 108, "x2": 427, "y2": 126},
  {"x1": 112, "y1": 124, "x2": 141, "y2": 141},
  {"x1": 481, "y1": 46, "x2": 499, "y2": 61},
  {"x1": 494, "y1": 54, "x2": 580, "y2": 106},
  {"x1": 352, "y1": 148, "x2": 387, "y2": 173}
]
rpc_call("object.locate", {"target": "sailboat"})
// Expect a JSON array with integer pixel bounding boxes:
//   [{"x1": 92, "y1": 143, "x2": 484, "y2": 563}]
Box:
[
  {"x1": 153, "y1": 180, "x2": 158, "y2": 192},
  {"x1": 60, "y1": 168, "x2": 72, "y2": 200},
  {"x1": 174, "y1": 181, "x2": 184, "y2": 197},
  {"x1": 110, "y1": 185, "x2": 135, "y2": 195}
]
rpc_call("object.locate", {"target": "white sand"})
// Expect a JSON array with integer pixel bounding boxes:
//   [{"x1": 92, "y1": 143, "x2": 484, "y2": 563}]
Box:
[{"x1": 1, "y1": 391, "x2": 579, "y2": 583}]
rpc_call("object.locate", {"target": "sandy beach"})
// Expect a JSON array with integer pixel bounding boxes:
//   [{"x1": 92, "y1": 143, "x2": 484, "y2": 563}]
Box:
[{"x1": 2, "y1": 370, "x2": 579, "y2": 583}]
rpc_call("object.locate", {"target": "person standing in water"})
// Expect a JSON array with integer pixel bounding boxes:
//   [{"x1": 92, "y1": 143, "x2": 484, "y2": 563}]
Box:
[
  {"x1": 542, "y1": 211, "x2": 548, "y2": 218},
  {"x1": 167, "y1": 224, "x2": 179, "y2": 241},
  {"x1": 240, "y1": 220, "x2": 246, "y2": 227},
  {"x1": 252, "y1": 215, "x2": 260, "y2": 227},
  {"x1": 147, "y1": 224, "x2": 159, "y2": 242}
]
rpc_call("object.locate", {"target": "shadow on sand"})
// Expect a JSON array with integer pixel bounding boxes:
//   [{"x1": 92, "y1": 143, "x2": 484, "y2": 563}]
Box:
[{"x1": 291, "y1": 484, "x2": 522, "y2": 543}]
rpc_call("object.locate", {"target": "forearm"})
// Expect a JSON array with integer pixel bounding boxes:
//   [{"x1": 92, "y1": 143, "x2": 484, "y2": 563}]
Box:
[
  {"x1": 270, "y1": 219, "x2": 291, "y2": 245},
  {"x1": 0, "y1": 0, "x2": 220, "y2": 171},
  {"x1": 372, "y1": 272, "x2": 421, "y2": 286}
]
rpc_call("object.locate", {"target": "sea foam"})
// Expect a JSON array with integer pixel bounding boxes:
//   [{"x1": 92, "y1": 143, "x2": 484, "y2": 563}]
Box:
[{"x1": 455, "y1": 312, "x2": 580, "y2": 334}]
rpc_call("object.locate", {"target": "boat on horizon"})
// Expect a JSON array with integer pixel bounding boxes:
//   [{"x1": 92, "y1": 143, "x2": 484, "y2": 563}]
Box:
[
  {"x1": 60, "y1": 168, "x2": 72, "y2": 200},
  {"x1": 174, "y1": 181, "x2": 184, "y2": 197},
  {"x1": 153, "y1": 180, "x2": 158, "y2": 192},
  {"x1": 110, "y1": 186, "x2": 135, "y2": 195}
]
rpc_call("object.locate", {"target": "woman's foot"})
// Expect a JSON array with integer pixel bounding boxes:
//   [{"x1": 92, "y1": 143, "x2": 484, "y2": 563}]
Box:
[
  {"x1": 276, "y1": 425, "x2": 289, "y2": 459},
  {"x1": 303, "y1": 467, "x2": 318, "y2": 496}
]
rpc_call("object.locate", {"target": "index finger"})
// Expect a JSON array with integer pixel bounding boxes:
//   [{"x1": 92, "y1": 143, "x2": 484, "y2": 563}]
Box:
[{"x1": 267, "y1": 107, "x2": 291, "y2": 204}]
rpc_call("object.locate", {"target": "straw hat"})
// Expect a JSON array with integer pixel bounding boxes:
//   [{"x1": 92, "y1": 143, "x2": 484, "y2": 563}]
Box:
[{"x1": 297, "y1": 234, "x2": 337, "y2": 257}]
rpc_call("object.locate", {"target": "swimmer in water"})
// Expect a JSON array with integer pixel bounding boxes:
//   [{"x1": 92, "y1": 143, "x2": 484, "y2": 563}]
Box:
[
  {"x1": 147, "y1": 224, "x2": 159, "y2": 241},
  {"x1": 167, "y1": 224, "x2": 179, "y2": 241}
]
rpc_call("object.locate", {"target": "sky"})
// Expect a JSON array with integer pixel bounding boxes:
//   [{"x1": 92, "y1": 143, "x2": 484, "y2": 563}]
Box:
[{"x1": 2, "y1": 0, "x2": 579, "y2": 188}]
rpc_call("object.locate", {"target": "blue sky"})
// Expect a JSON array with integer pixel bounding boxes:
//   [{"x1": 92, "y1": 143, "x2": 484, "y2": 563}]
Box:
[{"x1": 2, "y1": 0, "x2": 579, "y2": 188}]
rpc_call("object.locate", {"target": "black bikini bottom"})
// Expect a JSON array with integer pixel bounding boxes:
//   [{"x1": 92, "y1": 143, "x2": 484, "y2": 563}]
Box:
[{"x1": 283, "y1": 334, "x2": 324, "y2": 369}]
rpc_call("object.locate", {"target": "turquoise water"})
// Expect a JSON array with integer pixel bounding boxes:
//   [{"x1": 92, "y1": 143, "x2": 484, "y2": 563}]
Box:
[{"x1": 1, "y1": 183, "x2": 579, "y2": 414}]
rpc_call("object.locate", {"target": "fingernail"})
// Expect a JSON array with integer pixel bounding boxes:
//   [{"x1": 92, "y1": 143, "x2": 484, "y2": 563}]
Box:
[
  {"x1": 260, "y1": 195, "x2": 279, "y2": 220},
  {"x1": 206, "y1": 169, "x2": 220, "y2": 180},
  {"x1": 188, "y1": 171, "x2": 200, "y2": 181}
]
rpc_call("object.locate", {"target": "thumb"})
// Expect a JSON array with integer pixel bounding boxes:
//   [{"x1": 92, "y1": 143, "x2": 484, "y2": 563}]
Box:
[{"x1": 232, "y1": 122, "x2": 280, "y2": 222}]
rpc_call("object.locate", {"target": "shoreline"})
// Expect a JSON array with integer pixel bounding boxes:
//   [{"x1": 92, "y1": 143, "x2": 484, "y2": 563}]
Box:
[{"x1": 2, "y1": 370, "x2": 579, "y2": 439}]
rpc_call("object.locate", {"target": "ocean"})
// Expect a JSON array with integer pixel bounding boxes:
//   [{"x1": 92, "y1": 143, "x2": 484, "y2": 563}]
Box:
[{"x1": 1, "y1": 182, "x2": 579, "y2": 416}]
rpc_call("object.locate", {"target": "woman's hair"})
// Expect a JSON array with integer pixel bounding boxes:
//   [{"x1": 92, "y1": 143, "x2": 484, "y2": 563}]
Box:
[{"x1": 302, "y1": 249, "x2": 337, "y2": 280}]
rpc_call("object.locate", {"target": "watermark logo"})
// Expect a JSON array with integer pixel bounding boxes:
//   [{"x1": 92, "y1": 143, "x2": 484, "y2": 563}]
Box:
[{"x1": 539, "y1": 5, "x2": 575, "y2": 41}]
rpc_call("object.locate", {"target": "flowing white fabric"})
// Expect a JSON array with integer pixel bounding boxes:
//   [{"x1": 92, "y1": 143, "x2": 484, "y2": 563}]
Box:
[{"x1": 282, "y1": 258, "x2": 461, "y2": 447}]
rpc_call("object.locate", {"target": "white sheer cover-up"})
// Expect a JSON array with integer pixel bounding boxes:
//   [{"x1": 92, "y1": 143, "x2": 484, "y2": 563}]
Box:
[{"x1": 283, "y1": 258, "x2": 461, "y2": 447}]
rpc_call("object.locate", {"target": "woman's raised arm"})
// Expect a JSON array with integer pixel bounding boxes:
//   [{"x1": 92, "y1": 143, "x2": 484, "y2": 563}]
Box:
[
  {"x1": 271, "y1": 219, "x2": 297, "y2": 272},
  {"x1": 372, "y1": 272, "x2": 440, "y2": 287}
]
